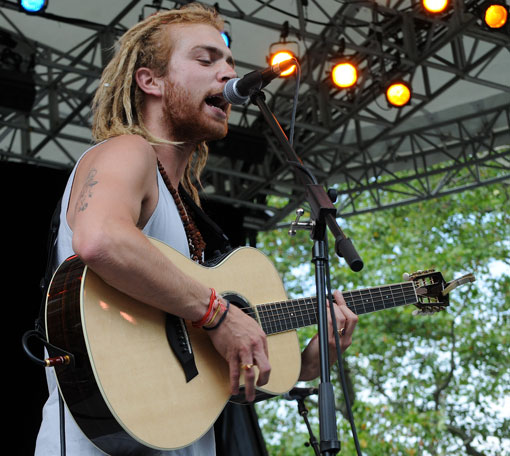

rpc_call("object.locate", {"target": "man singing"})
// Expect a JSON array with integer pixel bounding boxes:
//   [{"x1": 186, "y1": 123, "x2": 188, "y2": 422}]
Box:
[{"x1": 35, "y1": 3, "x2": 357, "y2": 454}]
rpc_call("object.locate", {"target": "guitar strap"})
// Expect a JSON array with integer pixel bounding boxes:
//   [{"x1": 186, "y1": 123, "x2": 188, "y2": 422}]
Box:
[{"x1": 179, "y1": 185, "x2": 233, "y2": 260}]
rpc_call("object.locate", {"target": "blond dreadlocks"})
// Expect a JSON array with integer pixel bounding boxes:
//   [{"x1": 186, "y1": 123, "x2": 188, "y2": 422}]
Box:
[{"x1": 91, "y1": 2, "x2": 224, "y2": 204}]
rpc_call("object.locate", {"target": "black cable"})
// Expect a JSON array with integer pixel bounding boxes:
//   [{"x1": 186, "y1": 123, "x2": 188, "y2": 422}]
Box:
[
  {"x1": 286, "y1": 160, "x2": 319, "y2": 185},
  {"x1": 288, "y1": 61, "x2": 301, "y2": 147},
  {"x1": 279, "y1": 59, "x2": 320, "y2": 186},
  {"x1": 21, "y1": 330, "x2": 48, "y2": 367},
  {"x1": 22, "y1": 329, "x2": 75, "y2": 367},
  {"x1": 22, "y1": 328, "x2": 73, "y2": 456},
  {"x1": 58, "y1": 393, "x2": 66, "y2": 456}
]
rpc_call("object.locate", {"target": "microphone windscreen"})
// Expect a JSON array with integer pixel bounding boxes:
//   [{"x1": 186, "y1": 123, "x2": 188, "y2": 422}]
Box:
[{"x1": 223, "y1": 78, "x2": 250, "y2": 105}]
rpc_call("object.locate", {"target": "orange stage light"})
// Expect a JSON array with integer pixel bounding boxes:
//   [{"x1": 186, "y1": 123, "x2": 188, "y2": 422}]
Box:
[
  {"x1": 422, "y1": 0, "x2": 449, "y2": 13},
  {"x1": 386, "y1": 81, "x2": 412, "y2": 107},
  {"x1": 331, "y1": 62, "x2": 358, "y2": 88},
  {"x1": 270, "y1": 51, "x2": 297, "y2": 76},
  {"x1": 483, "y1": 3, "x2": 508, "y2": 28}
]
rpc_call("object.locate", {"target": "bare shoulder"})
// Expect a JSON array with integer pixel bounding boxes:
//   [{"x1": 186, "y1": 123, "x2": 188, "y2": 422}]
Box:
[
  {"x1": 80, "y1": 135, "x2": 156, "y2": 171},
  {"x1": 68, "y1": 135, "x2": 158, "y2": 229}
]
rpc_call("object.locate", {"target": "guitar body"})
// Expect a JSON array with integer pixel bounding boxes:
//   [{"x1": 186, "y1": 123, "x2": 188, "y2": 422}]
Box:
[{"x1": 46, "y1": 238, "x2": 301, "y2": 454}]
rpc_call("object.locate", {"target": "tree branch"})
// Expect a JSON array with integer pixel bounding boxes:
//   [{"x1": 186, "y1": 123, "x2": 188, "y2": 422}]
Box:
[
  {"x1": 446, "y1": 425, "x2": 487, "y2": 456},
  {"x1": 433, "y1": 320, "x2": 456, "y2": 409}
]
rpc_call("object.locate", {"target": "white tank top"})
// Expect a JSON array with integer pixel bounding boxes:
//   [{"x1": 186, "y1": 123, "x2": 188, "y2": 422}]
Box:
[{"x1": 35, "y1": 143, "x2": 215, "y2": 455}]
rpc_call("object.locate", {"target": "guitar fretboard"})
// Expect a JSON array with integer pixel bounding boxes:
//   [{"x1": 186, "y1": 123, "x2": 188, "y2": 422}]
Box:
[{"x1": 246, "y1": 282, "x2": 418, "y2": 335}]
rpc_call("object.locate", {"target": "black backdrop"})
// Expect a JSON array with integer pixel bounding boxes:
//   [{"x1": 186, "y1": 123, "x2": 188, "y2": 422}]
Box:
[{"x1": 4, "y1": 161, "x2": 267, "y2": 455}]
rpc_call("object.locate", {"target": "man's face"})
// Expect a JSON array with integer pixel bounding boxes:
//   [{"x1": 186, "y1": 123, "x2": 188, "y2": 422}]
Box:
[{"x1": 161, "y1": 23, "x2": 236, "y2": 143}]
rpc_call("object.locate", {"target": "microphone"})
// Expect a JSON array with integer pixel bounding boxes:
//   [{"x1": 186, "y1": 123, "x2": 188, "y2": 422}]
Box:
[{"x1": 223, "y1": 59, "x2": 297, "y2": 105}]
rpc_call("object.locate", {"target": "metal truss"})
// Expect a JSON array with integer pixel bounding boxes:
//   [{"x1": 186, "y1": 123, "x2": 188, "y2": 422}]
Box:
[
  {"x1": 201, "y1": 0, "x2": 510, "y2": 230},
  {"x1": 0, "y1": 0, "x2": 509, "y2": 232}
]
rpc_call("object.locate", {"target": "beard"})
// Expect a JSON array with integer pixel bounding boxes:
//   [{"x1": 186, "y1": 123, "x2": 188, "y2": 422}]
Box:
[{"x1": 162, "y1": 80, "x2": 229, "y2": 143}]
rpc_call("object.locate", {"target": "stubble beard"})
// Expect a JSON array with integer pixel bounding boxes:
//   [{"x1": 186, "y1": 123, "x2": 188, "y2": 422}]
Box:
[{"x1": 162, "y1": 80, "x2": 229, "y2": 143}]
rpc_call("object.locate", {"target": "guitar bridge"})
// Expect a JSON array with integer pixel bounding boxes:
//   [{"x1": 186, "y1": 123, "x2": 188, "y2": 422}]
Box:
[{"x1": 165, "y1": 314, "x2": 198, "y2": 383}]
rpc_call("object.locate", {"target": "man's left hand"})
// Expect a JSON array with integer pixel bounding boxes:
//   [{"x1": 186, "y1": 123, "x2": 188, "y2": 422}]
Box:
[{"x1": 299, "y1": 290, "x2": 357, "y2": 381}]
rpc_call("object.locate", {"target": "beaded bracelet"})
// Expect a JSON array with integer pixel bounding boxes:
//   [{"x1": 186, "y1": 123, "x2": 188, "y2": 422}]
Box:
[
  {"x1": 203, "y1": 300, "x2": 230, "y2": 331},
  {"x1": 192, "y1": 288, "x2": 217, "y2": 328}
]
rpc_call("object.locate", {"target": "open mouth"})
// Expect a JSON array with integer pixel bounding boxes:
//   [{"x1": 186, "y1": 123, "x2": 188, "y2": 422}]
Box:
[{"x1": 204, "y1": 94, "x2": 229, "y2": 113}]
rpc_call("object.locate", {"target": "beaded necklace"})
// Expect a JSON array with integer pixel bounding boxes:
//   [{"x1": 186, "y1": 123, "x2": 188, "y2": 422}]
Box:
[{"x1": 157, "y1": 159, "x2": 206, "y2": 264}]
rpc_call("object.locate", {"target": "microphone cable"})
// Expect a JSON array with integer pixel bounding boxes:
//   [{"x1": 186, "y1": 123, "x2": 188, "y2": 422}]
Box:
[
  {"x1": 288, "y1": 60, "x2": 301, "y2": 147},
  {"x1": 22, "y1": 329, "x2": 74, "y2": 456}
]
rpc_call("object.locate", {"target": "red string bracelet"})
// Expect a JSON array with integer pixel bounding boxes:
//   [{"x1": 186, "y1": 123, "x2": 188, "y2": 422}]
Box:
[
  {"x1": 203, "y1": 300, "x2": 230, "y2": 331},
  {"x1": 204, "y1": 300, "x2": 224, "y2": 328},
  {"x1": 192, "y1": 288, "x2": 216, "y2": 328}
]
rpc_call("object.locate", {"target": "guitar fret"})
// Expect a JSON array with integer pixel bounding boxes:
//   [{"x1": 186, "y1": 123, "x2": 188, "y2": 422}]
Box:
[
  {"x1": 285, "y1": 299, "x2": 298, "y2": 332},
  {"x1": 257, "y1": 282, "x2": 418, "y2": 335}
]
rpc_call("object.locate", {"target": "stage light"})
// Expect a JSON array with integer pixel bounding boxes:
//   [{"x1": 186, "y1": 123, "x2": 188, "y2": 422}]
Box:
[
  {"x1": 270, "y1": 51, "x2": 297, "y2": 76},
  {"x1": 331, "y1": 62, "x2": 358, "y2": 89},
  {"x1": 220, "y1": 20, "x2": 233, "y2": 48},
  {"x1": 385, "y1": 81, "x2": 412, "y2": 107},
  {"x1": 221, "y1": 31, "x2": 231, "y2": 48},
  {"x1": 267, "y1": 21, "x2": 299, "y2": 77},
  {"x1": 482, "y1": 2, "x2": 508, "y2": 28},
  {"x1": 422, "y1": 0, "x2": 449, "y2": 13},
  {"x1": 18, "y1": 0, "x2": 48, "y2": 13}
]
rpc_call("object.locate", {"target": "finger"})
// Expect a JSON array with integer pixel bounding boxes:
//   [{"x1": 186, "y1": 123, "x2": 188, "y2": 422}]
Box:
[
  {"x1": 327, "y1": 297, "x2": 346, "y2": 337},
  {"x1": 332, "y1": 291, "x2": 358, "y2": 353},
  {"x1": 333, "y1": 290, "x2": 347, "y2": 307},
  {"x1": 229, "y1": 357, "x2": 241, "y2": 396},
  {"x1": 333, "y1": 290, "x2": 358, "y2": 335},
  {"x1": 254, "y1": 350, "x2": 271, "y2": 387},
  {"x1": 240, "y1": 358, "x2": 256, "y2": 401}
]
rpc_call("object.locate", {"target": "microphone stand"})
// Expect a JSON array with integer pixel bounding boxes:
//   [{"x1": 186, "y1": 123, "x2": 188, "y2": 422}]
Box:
[{"x1": 249, "y1": 90, "x2": 363, "y2": 455}]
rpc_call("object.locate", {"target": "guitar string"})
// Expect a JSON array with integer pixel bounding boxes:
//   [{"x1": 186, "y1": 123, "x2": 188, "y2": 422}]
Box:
[
  {"x1": 243, "y1": 283, "x2": 416, "y2": 318},
  {"x1": 258, "y1": 295, "x2": 415, "y2": 335},
  {"x1": 255, "y1": 283, "x2": 417, "y2": 319},
  {"x1": 250, "y1": 283, "x2": 417, "y2": 323},
  {"x1": 259, "y1": 296, "x2": 416, "y2": 325},
  {"x1": 242, "y1": 283, "x2": 418, "y2": 334},
  {"x1": 253, "y1": 282, "x2": 417, "y2": 316}
]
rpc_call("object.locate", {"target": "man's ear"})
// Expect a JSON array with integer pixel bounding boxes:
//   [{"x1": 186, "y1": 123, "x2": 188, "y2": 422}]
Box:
[{"x1": 135, "y1": 67, "x2": 164, "y2": 97}]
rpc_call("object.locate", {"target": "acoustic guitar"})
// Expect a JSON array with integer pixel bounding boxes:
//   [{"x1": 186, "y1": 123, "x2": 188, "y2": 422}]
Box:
[{"x1": 45, "y1": 237, "x2": 474, "y2": 455}]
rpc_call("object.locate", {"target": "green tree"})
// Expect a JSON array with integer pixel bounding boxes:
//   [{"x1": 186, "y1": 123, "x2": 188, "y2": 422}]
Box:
[{"x1": 255, "y1": 179, "x2": 510, "y2": 456}]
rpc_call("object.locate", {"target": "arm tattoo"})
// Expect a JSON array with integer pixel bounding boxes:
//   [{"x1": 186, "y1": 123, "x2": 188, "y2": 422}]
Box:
[{"x1": 76, "y1": 169, "x2": 98, "y2": 212}]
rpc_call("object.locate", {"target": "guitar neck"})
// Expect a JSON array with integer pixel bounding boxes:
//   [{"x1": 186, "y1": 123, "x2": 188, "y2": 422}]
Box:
[{"x1": 254, "y1": 282, "x2": 418, "y2": 335}]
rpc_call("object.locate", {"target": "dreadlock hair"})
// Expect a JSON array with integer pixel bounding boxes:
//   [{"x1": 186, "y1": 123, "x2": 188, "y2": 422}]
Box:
[{"x1": 92, "y1": 2, "x2": 224, "y2": 204}]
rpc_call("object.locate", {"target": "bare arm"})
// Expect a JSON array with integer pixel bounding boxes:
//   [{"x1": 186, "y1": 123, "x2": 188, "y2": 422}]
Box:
[
  {"x1": 68, "y1": 135, "x2": 270, "y2": 400},
  {"x1": 69, "y1": 136, "x2": 211, "y2": 321}
]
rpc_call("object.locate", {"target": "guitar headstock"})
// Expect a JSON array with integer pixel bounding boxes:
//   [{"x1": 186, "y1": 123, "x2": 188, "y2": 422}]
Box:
[{"x1": 405, "y1": 269, "x2": 476, "y2": 315}]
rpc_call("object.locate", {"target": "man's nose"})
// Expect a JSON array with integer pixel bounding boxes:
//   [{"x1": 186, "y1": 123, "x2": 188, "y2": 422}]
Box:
[{"x1": 219, "y1": 62, "x2": 237, "y2": 82}]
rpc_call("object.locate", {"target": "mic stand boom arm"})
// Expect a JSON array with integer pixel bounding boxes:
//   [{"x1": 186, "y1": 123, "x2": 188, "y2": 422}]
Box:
[
  {"x1": 249, "y1": 90, "x2": 363, "y2": 270},
  {"x1": 249, "y1": 90, "x2": 363, "y2": 456}
]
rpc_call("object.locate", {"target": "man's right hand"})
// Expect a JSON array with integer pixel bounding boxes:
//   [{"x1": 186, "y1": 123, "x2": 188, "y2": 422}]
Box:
[{"x1": 206, "y1": 301, "x2": 271, "y2": 402}]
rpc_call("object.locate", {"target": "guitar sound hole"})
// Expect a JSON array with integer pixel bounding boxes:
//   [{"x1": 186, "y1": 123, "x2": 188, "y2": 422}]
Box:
[{"x1": 221, "y1": 293, "x2": 256, "y2": 320}]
